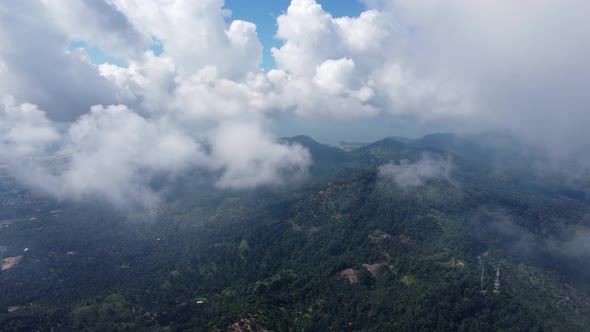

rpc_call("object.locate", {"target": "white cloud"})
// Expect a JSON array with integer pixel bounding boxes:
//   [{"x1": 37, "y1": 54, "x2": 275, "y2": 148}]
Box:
[
  {"x1": 272, "y1": 0, "x2": 590, "y2": 165},
  {"x1": 173, "y1": 69, "x2": 273, "y2": 121},
  {"x1": 43, "y1": 0, "x2": 151, "y2": 60},
  {"x1": 109, "y1": 0, "x2": 262, "y2": 79},
  {"x1": 0, "y1": 96, "x2": 59, "y2": 159},
  {"x1": 98, "y1": 51, "x2": 178, "y2": 112},
  {"x1": 0, "y1": 1, "x2": 312, "y2": 207},
  {"x1": 2, "y1": 1, "x2": 310, "y2": 208},
  {"x1": 379, "y1": 154, "x2": 452, "y2": 189},
  {"x1": 0, "y1": 1, "x2": 120, "y2": 121},
  {"x1": 211, "y1": 122, "x2": 311, "y2": 189},
  {"x1": 95, "y1": 2, "x2": 278, "y2": 121},
  {"x1": 3, "y1": 97, "x2": 311, "y2": 208},
  {"x1": 270, "y1": 0, "x2": 470, "y2": 120},
  {"x1": 377, "y1": 0, "x2": 590, "y2": 145},
  {"x1": 13, "y1": 104, "x2": 205, "y2": 208},
  {"x1": 313, "y1": 58, "x2": 356, "y2": 95}
]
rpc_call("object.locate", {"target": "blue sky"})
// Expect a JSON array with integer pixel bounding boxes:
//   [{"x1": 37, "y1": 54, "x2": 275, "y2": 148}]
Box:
[{"x1": 69, "y1": 40, "x2": 128, "y2": 67}]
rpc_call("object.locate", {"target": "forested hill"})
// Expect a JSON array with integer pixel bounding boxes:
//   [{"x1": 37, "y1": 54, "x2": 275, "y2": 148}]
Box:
[{"x1": 1, "y1": 133, "x2": 590, "y2": 331}]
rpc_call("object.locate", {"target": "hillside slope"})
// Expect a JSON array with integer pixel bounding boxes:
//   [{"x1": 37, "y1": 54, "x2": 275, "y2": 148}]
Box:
[{"x1": 1, "y1": 134, "x2": 589, "y2": 331}]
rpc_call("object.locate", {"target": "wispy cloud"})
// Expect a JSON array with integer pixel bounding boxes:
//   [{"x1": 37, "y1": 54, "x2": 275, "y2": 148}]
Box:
[{"x1": 378, "y1": 154, "x2": 452, "y2": 189}]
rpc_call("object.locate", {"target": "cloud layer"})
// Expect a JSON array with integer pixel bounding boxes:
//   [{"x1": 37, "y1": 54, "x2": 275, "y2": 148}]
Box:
[{"x1": 1, "y1": 0, "x2": 589, "y2": 205}]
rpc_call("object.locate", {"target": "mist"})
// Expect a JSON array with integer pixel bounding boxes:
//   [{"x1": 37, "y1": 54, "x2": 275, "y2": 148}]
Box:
[{"x1": 378, "y1": 154, "x2": 452, "y2": 190}]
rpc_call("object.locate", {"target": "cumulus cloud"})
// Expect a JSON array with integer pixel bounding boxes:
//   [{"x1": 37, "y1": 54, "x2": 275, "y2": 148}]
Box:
[
  {"x1": 0, "y1": 0, "x2": 315, "y2": 208},
  {"x1": 3, "y1": 99, "x2": 312, "y2": 208},
  {"x1": 0, "y1": 96, "x2": 59, "y2": 159},
  {"x1": 43, "y1": 0, "x2": 151, "y2": 59},
  {"x1": 8, "y1": 104, "x2": 203, "y2": 208},
  {"x1": 378, "y1": 154, "x2": 452, "y2": 189},
  {"x1": 93, "y1": 1, "x2": 280, "y2": 122},
  {"x1": 0, "y1": 1, "x2": 120, "y2": 121},
  {"x1": 259, "y1": 0, "x2": 475, "y2": 120},
  {"x1": 269, "y1": 1, "x2": 389, "y2": 118},
  {"x1": 98, "y1": 51, "x2": 178, "y2": 113},
  {"x1": 313, "y1": 58, "x2": 356, "y2": 95},
  {"x1": 109, "y1": 0, "x2": 262, "y2": 79}
]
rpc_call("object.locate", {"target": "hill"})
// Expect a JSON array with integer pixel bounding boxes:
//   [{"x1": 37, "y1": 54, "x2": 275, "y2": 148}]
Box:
[{"x1": 0, "y1": 133, "x2": 589, "y2": 331}]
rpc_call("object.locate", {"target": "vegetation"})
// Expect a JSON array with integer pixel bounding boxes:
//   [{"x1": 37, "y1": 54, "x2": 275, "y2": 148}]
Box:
[{"x1": 1, "y1": 133, "x2": 590, "y2": 331}]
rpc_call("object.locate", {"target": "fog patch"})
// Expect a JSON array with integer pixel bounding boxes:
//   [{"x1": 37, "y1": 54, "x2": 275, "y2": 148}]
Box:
[
  {"x1": 378, "y1": 154, "x2": 452, "y2": 190},
  {"x1": 211, "y1": 122, "x2": 311, "y2": 190},
  {"x1": 547, "y1": 223, "x2": 590, "y2": 259}
]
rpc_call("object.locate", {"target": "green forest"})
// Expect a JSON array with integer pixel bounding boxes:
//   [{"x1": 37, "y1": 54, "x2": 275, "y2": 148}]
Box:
[{"x1": 1, "y1": 133, "x2": 590, "y2": 331}]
